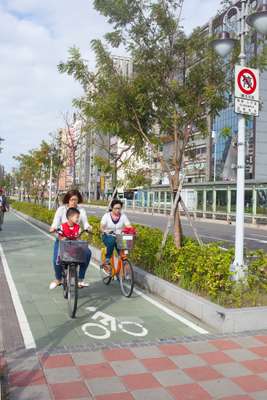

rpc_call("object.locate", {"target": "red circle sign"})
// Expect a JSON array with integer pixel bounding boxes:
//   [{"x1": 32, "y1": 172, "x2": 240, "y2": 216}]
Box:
[{"x1": 237, "y1": 68, "x2": 257, "y2": 95}]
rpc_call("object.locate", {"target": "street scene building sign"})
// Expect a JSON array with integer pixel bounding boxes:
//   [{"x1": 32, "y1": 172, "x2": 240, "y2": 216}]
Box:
[{"x1": 235, "y1": 65, "x2": 260, "y2": 116}]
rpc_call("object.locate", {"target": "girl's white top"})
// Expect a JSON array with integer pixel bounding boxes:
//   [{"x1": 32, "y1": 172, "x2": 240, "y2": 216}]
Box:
[
  {"x1": 100, "y1": 212, "x2": 130, "y2": 234},
  {"x1": 51, "y1": 205, "x2": 91, "y2": 230}
]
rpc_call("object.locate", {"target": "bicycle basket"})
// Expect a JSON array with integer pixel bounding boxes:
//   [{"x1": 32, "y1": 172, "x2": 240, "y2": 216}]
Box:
[
  {"x1": 116, "y1": 234, "x2": 135, "y2": 250},
  {"x1": 59, "y1": 240, "x2": 88, "y2": 263}
]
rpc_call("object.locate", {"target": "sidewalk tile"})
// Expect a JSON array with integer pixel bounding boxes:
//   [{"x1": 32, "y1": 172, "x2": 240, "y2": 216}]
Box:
[
  {"x1": 217, "y1": 396, "x2": 252, "y2": 400},
  {"x1": 40, "y1": 354, "x2": 74, "y2": 369},
  {"x1": 200, "y1": 351, "x2": 234, "y2": 365},
  {"x1": 183, "y1": 365, "x2": 222, "y2": 381},
  {"x1": 251, "y1": 391, "x2": 267, "y2": 400},
  {"x1": 242, "y1": 359, "x2": 267, "y2": 373},
  {"x1": 250, "y1": 346, "x2": 267, "y2": 357},
  {"x1": 86, "y1": 376, "x2": 127, "y2": 396},
  {"x1": 224, "y1": 349, "x2": 259, "y2": 362},
  {"x1": 159, "y1": 343, "x2": 190, "y2": 356},
  {"x1": 9, "y1": 369, "x2": 46, "y2": 387},
  {"x1": 79, "y1": 363, "x2": 115, "y2": 379},
  {"x1": 50, "y1": 381, "x2": 90, "y2": 399},
  {"x1": 72, "y1": 351, "x2": 105, "y2": 365},
  {"x1": 131, "y1": 346, "x2": 164, "y2": 359},
  {"x1": 95, "y1": 394, "x2": 134, "y2": 400},
  {"x1": 185, "y1": 341, "x2": 217, "y2": 354},
  {"x1": 211, "y1": 339, "x2": 241, "y2": 350},
  {"x1": 170, "y1": 354, "x2": 206, "y2": 368},
  {"x1": 122, "y1": 373, "x2": 160, "y2": 391},
  {"x1": 103, "y1": 349, "x2": 135, "y2": 362},
  {"x1": 213, "y1": 362, "x2": 251, "y2": 378},
  {"x1": 111, "y1": 360, "x2": 147, "y2": 376},
  {"x1": 141, "y1": 357, "x2": 177, "y2": 372},
  {"x1": 233, "y1": 337, "x2": 264, "y2": 349},
  {"x1": 8, "y1": 385, "x2": 52, "y2": 400},
  {"x1": 7, "y1": 356, "x2": 40, "y2": 372},
  {"x1": 200, "y1": 378, "x2": 245, "y2": 397},
  {"x1": 233, "y1": 375, "x2": 267, "y2": 392},
  {"x1": 169, "y1": 383, "x2": 212, "y2": 400},
  {"x1": 255, "y1": 336, "x2": 267, "y2": 345},
  {"x1": 132, "y1": 388, "x2": 174, "y2": 400},
  {"x1": 44, "y1": 366, "x2": 80, "y2": 383},
  {"x1": 154, "y1": 369, "x2": 193, "y2": 387}
]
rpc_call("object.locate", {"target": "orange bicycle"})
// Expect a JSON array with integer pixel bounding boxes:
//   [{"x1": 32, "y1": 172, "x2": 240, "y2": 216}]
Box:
[{"x1": 100, "y1": 232, "x2": 135, "y2": 298}]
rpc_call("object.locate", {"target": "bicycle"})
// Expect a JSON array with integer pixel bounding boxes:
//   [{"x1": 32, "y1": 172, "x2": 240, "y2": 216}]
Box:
[
  {"x1": 99, "y1": 231, "x2": 135, "y2": 298},
  {"x1": 56, "y1": 229, "x2": 91, "y2": 318}
]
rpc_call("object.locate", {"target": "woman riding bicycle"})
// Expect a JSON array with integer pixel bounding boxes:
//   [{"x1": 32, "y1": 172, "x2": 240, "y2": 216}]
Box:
[
  {"x1": 49, "y1": 189, "x2": 92, "y2": 290},
  {"x1": 100, "y1": 199, "x2": 131, "y2": 268}
]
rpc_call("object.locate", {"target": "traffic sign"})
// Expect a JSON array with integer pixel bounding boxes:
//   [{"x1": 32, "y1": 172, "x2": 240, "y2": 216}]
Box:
[
  {"x1": 235, "y1": 97, "x2": 259, "y2": 117},
  {"x1": 235, "y1": 65, "x2": 259, "y2": 101}
]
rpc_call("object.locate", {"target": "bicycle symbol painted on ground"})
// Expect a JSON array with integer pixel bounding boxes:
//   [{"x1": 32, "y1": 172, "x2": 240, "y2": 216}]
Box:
[{"x1": 82, "y1": 307, "x2": 148, "y2": 340}]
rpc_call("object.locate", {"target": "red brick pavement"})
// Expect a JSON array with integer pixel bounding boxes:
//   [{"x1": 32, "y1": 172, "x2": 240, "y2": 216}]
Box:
[{"x1": 5, "y1": 335, "x2": 267, "y2": 399}]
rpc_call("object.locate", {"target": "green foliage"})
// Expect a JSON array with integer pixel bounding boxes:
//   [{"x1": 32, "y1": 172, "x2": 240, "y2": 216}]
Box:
[{"x1": 12, "y1": 201, "x2": 267, "y2": 308}]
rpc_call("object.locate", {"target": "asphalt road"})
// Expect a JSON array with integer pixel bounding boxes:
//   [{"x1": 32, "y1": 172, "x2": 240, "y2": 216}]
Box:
[
  {"x1": 85, "y1": 206, "x2": 267, "y2": 251},
  {"x1": 0, "y1": 212, "x2": 210, "y2": 352}
]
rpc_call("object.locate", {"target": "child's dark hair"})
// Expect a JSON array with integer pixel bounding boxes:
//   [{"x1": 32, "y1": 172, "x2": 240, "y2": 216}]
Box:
[{"x1": 66, "y1": 207, "x2": 80, "y2": 219}]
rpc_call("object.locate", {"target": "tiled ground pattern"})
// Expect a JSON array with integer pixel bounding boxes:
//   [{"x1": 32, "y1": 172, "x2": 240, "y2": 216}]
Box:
[{"x1": 5, "y1": 335, "x2": 267, "y2": 399}]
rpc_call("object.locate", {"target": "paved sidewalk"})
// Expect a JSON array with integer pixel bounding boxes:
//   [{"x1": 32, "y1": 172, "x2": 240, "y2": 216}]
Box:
[{"x1": 4, "y1": 334, "x2": 267, "y2": 399}]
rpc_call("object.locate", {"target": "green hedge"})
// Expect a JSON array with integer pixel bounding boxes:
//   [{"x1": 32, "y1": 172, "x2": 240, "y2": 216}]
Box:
[{"x1": 11, "y1": 201, "x2": 267, "y2": 308}]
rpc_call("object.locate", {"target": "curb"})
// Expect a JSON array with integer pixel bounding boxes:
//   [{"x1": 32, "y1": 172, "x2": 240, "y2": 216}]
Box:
[{"x1": 11, "y1": 208, "x2": 267, "y2": 334}]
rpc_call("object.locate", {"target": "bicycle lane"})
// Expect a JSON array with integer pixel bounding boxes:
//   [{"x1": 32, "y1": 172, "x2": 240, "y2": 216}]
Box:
[{"x1": 0, "y1": 211, "x2": 211, "y2": 352}]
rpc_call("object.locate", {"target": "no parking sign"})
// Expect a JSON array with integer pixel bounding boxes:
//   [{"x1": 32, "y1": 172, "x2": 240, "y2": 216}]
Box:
[{"x1": 235, "y1": 65, "x2": 260, "y2": 116}]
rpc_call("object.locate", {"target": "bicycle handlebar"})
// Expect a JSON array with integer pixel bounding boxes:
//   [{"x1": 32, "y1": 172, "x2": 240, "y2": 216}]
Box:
[{"x1": 56, "y1": 228, "x2": 92, "y2": 240}]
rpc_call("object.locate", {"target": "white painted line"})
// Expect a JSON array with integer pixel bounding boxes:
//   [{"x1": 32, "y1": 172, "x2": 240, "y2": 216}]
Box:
[
  {"x1": 14, "y1": 212, "x2": 54, "y2": 241},
  {"x1": 13, "y1": 211, "x2": 209, "y2": 335},
  {"x1": 245, "y1": 237, "x2": 267, "y2": 244},
  {"x1": 0, "y1": 244, "x2": 36, "y2": 349},
  {"x1": 90, "y1": 262, "x2": 209, "y2": 335}
]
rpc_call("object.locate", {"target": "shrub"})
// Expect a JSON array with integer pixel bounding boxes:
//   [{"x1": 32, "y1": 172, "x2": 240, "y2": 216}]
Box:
[{"x1": 11, "y1": 201, "x2": 267, "y2": 308}]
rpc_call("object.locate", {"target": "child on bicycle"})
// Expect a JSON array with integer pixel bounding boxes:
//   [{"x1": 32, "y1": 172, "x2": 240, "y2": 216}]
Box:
[{"x1": 59, "y1": 207, "x2": 81, "y2": 240}]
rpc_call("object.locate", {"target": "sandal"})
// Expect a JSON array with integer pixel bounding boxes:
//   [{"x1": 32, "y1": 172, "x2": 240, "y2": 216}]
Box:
[{"x1": 78, "y1": 281, "x2": 89, "y2": 289}]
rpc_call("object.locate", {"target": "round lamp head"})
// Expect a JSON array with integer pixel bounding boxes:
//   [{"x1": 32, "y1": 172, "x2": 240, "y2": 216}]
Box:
[
  {"x1": 247, "y1": 10, "x2": 267, "y2": 35},
  {"x1": 211, "y1": 31, "x2": 237, "y2": 58}
]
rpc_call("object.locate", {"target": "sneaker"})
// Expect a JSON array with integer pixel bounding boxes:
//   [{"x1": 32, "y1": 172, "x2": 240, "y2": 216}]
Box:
[
  {"x1": 103, "y1": 263, "x2": 112, "y2": 275},
  {"x1": 78, "y1": 280, "x2": 89, "y2": 288},
  {"x1": 49, "y1": 280, "x2": 62, "y2": 290}
]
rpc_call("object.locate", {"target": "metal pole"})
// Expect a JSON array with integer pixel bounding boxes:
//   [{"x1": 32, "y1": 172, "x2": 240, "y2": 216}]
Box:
[
  {"x1": 214, "y1": 139, "x2": 217, "y2": 182},
  {"x1": 48, "y1": 156, "x2": 53, "y2": 210},
  {"x1": 88, "y1": 132, "x2": 92, "y2": 203},
  {"x1": 231, "y1": 0, "x2": 247, "y2": 280}
]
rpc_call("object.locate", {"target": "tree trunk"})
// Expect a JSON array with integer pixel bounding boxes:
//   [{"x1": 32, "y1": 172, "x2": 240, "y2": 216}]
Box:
[{"x1": 173, "y1": 201, "x2": 182, "y2": 248}]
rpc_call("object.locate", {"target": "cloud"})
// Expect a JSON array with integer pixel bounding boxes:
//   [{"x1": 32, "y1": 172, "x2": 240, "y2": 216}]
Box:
[{"x1": 0, "y1": 0, "x2": 221, "y2": 171}]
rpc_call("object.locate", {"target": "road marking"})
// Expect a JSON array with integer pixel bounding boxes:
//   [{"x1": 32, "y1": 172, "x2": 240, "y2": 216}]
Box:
[
  {"x1": 13, "y1": 211, "x2": 209, "y2": 335},
  {"x1": 245, "y1": 237, "x2": 267, "y2": 244},
  {"x1": 14, "y1": 212, "x2": 54, "y2": 241},
  {"x1": 90, "y1": 262, "x2": 209, "y2": 335},
  {"x1": 0, "y1": 244, "x2": 36, "y2": 349}
]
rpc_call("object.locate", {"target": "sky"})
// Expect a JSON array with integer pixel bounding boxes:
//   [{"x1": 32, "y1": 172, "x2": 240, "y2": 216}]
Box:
[{"x1": 0, "y1": 0, "x2": 222, "y2": 172}]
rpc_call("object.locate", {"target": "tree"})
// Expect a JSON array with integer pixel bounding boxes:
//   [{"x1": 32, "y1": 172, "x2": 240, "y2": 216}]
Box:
[{"x1": 58, "y1": 0, "x2": 232, "y2": 248}]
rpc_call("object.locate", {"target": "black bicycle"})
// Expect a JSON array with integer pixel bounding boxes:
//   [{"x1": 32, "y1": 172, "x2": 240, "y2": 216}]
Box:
[{"x1": 56, "y1": 229, "x2": 90, "y2": 318}]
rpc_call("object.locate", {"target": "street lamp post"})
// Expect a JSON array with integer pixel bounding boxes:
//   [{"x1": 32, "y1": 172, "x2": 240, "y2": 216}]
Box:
[
  {"x1": 212, "y1": 130, "x2": 217, "y2": 182},
  {"x1": 48, "y1": 156, "x2": 53, "y2": 210},
  {"x1": 211, "y1": 0, "x2": 267, "y2": 280}
]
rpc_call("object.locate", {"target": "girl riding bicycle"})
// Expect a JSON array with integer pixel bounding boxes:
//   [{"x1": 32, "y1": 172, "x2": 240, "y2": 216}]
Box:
[{"x1": 100, "y1": 199, "x2": 132, "y2": 268}]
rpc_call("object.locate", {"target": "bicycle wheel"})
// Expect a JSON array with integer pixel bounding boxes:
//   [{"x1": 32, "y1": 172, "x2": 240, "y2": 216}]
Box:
[
  {"x1": 67, "y1": 265, "x2": 78, "y2": 318},
  {"x1": 119, "y1": 259, "x2": 134, "y2": 298},
  {"x1": 62, "y1": 267, "x2": 68, "y2": 299},
  {"x1": 99, "y1": 263, "x2": 112, "y2": 285}
]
